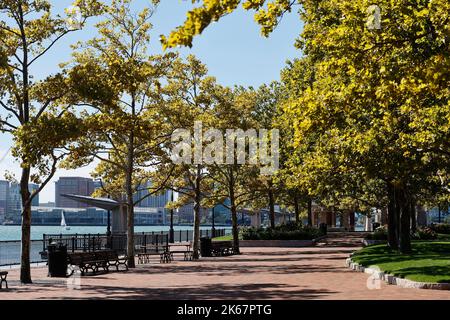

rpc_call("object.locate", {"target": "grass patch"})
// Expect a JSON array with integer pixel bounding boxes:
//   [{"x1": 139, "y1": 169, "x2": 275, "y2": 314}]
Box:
[
  {"x1": 437, "y1": 233, "x2": 450, "y2": 241},
  {"x1": 212, "y1": 234, "x2": 234, "y2": 241},
  {"x1": 351, "y1": 241, "x2": 450, "y2": 283}
]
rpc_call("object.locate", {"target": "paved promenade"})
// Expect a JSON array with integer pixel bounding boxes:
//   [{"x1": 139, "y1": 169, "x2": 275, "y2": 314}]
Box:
[{"x1": 0, "y1": 233, "x2": 449, "y2": 300}]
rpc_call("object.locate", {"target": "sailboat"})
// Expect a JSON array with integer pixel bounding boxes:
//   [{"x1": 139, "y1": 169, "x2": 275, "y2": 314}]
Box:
[{"x1": 61, "y1": 211, "x2": 70, "y2": 231}]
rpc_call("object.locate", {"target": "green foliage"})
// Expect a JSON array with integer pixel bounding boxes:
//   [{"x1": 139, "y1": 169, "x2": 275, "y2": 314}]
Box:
[
  {"x1": 241, "y1": 222, "x2": 323, "y2": 240},
  {"x1": 365, "y1": 225, "x2": 388, "y2": 241},
  {"x1": 161, "y1": 0, "x2": 296, "y2": 49},
  {"x1": 412, "y1": 227, "x2": 438, "y2": 240},
  {"x1": 430, "y1": 223, "x2": 450, "y2": 235}
]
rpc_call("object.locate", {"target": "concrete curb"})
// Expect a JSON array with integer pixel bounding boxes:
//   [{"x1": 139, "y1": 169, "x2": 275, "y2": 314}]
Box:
[
  {"x1": 345, "y1": 257, "x2": 450, "y2": 290},
  {"x1": 362, "y1": 239, "x2": 387, "y2": 246}
]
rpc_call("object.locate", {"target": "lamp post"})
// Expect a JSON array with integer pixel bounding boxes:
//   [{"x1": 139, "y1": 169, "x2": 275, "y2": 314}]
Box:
[{"x1": 169, "y1": 189, "x2": 174, "y2": 243}]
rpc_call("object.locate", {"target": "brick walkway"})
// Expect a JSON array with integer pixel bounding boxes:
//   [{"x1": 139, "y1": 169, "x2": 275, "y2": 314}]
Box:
[{"x1": 0, "y1": 233, "x2": 449, "y2": 300}]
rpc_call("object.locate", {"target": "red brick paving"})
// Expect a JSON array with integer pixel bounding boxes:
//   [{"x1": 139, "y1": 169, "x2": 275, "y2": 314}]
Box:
[{"x1": 0, "y1": 233, "x2": 449, "y2": 300}]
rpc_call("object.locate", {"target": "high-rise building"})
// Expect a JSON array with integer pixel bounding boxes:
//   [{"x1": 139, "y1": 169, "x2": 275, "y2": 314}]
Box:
[
  {"x1": 134, "y1": 181, "x2": 172, "y2": 208},
  {"x1": 55, "y1": 177, "x2": 96, "y2": 208},
  {"x1": 0, "y1": 180, "x2": 8, "y2": 223},
  {"x1": 0, "y1": 181, "x2": 41, "y2": 222},
  {"x1": 29, "y1": 183, "x2": 40, "y2": 206},
  {"x1": 6, "y1": 183, "x2": 21, "y2": 221},
  {"x1": 177, "y1": 202, "x2": 210, "y2": 224}
]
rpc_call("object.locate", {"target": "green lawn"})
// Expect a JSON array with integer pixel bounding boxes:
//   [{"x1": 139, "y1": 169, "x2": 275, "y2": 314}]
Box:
[
  {"x1": 437, "y1": 233, "x2": 450, "y2": 241},
  {"x1": 212, "y1": 234, "x2": 234, "y2": 241},
  {"x1": 351, "y1": 241, "x2": 450, "y2": 283}
]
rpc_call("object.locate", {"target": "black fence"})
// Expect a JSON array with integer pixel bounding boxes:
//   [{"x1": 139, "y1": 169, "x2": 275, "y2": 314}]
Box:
[
  {"x1": 0, "y1": 228, "x2": 230, "y2": 267},
  {"x1": 42, "y1": 228, "x2": 228, "y2": 253},
  {"x1": 42, "y1": 233, "x2": 169, "y2": 255},
  {"x1": 0, "y1": 240, "x2": 45, "y2": 267}
]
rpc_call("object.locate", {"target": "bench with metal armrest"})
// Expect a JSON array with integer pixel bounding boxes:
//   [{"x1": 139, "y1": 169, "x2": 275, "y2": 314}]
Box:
[
  {"x1": 67, "y1": 250, "x2": 128, "y2": 276},
  {"x1": 211, "y1": 241, "x2": 235, "y2": 256},
  {"x1": 136, "y1": 245, "x2": 170, "y2": 264}
]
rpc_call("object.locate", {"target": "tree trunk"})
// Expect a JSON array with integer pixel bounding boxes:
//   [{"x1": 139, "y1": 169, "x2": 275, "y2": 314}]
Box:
[
  {"x1": 230, "y1": 204, "x2": 240, "y2": 254},
  {"x1": 398, "y1": 187, "x2": 411, "y2": 254},
  {"x1": 268, "y1": 187, "x2": 275, "y2": 229},
  {"x1": 126, "y1": 97, "x2": 136, "y2": 268},
  {"x1": 381, "y1": 207, "x2": 388, "y2": 225},
  {"x1": 229, "y1": 169, "x2": 240, "y2": 254},
  {"x1": 125, "y1": 158, "x2": 135, "y2": 268},
  {"x1": 387, "y1": 182, "x2": 398, "y2": 250},
  {"x1": 126, "y1": 198, "x2": 135, "y2": 268},
  {"x1": 19, "y1": 9, "x2": 32, "y2": 283},
  {"x1": 294, "y1": 194, "x2": 299, "y2": 223},
  {"x1": 192, "y1": 165, "x2": 201, "y2": 260},
  {"x1": 307, "y1": 198, "x2": 313, "y2": 226},
  {"x1": 349, "y1": 211, "x2": 355, "y2": 231},
  {"x1": 410, "y1": 201, "x2": 417, "y2": 234},
  {"x1": 20, "y1": 167, "x2": 32, "y2": 284}
]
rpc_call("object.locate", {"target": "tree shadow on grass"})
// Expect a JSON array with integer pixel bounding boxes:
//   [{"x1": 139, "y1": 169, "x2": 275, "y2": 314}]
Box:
[{"x1": 386, "y1": 265, "x2": 450, "y2": 284}]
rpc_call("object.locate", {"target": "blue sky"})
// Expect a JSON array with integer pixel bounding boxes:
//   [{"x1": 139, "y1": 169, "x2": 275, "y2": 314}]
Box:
[{"x1": 0, "y1": 0, "x2": 302, "y2": 202}]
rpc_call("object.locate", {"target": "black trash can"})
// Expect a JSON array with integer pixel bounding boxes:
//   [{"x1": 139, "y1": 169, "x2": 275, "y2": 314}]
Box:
[
  {"x1": 47, "y1": 242, "x2": 68, "y2": 277},
  {"x1": 372, "y1": 222, "x2": 381, "y2": 231},
  {"x1": 200, "y1": 237, "x2": 212, "y2": 257},
  {"x1": 319, "y1": 223, "x2": 327, "y2": 235}
]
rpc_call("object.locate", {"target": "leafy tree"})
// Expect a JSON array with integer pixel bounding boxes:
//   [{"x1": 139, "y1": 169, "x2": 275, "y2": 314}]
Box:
[
  {"x1": 205, "y1": 86, "x2": 263, "y2": 253},
  {"x1": 154, "y1": 55, "x2": 222, "y2": 259},
  {"x1": 61, "y1": 0, "x2": 174, "y2": 267},
  {"x1": 167, "y1": 1, "x2": 450, "y2": 255},
  {"x1": 160, "y1": 0, "x2": 297, "y2": 49},
  {"x1": 287, "y1": 0, "x2": 450, "y2": 253},
  {"x1": 0, "y1": 0, "x2": 102, "y2": 283}
]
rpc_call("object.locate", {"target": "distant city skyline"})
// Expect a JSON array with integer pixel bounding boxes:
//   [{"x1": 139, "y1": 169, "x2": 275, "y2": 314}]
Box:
[{"x1": 0, "y1": 0, "x2": 302, "y2": 203}]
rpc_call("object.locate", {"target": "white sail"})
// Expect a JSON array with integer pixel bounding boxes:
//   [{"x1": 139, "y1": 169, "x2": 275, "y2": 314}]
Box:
[{"x1": 61, "y1": 211, "x2": 68, "y2": 228}]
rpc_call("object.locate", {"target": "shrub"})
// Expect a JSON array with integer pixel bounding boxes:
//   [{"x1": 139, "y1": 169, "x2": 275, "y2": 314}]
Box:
[
  {"x1": 413, "y1": 227, "x2": 438, "y2": 240},
  {"x1": 365, "y1": 225, "x2": 388, "y2": 240},
  {"x1": 241, "y1": 224, "x2": 323, "y2": 241},
  {"x1": 429, "y1": 223, "x2": 450, "y2": 235}
]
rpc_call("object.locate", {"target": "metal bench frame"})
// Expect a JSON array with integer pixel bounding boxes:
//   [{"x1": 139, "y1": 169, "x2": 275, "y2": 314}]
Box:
[
  {"x1": 136, "y1": 245, "x2": 170, "y2": 264},
  {"x1": 0, "y1": 272, "x2": 8, "y2": 289}
]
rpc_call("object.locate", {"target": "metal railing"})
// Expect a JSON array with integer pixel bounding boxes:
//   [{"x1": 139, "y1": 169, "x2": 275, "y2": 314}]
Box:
[
  {"x1": 42, "y1": 232, "x2": 170, "y2": 254},
  {"x1": 0, "y1": 240, "x2": 45, "y2": 267},
  {"x1": 0, "y1": 228, "x2": 230, "y2": 266}
]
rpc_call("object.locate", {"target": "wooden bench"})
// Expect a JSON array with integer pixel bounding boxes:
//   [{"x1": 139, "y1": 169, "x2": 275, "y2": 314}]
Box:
[
  {"x1": 136, "y1": 245, "x2": 170, "y2": 264},
  {"x1": 211, "y1": 241, "x2": 235, "y2": 256},
  {"x1": 168, "y1": 243, "x2": 193, "y2": 261},
  {"x1": 0, "y1": 271, "x2": 8, "y2": 289},
  {"x1": 67, "y1": 250, "x2": 128, "y2": 276}
]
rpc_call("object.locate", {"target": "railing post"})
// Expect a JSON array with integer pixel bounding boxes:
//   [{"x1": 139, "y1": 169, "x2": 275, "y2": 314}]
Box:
[
  {"x1": 71, "y1": 237, "x2": 75, "y2": 253},
  {"x1": 144, "y1": 233, "x2": 147, "y2": 253},
  {"x1": 186, "y1": 229, "x2": 189, "y2": 242},
  {"x1": 165, "y1": 234, "x2": 169, "y2": 252},
  {"x1": 43, "y1": 234, "x2": 46, "y2": 252}
]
